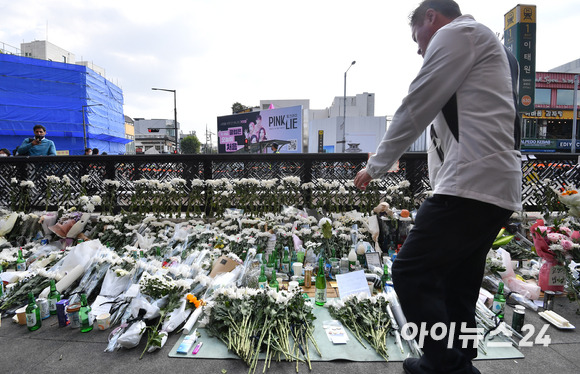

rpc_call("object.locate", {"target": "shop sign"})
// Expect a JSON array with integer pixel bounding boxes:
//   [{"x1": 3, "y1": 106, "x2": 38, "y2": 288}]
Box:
[
  {"x1": 521, "y1": 138, "x2": 555, "y2": 149},
  {"x1": 523, "y1": 110, "x2": 580, "y2": 120},
  {"x1": 556, "y1": 140, "x2": 580, "y2": 150},
  {"x1": 536, "y1": 76, "x2": 577, "y2": 85}
]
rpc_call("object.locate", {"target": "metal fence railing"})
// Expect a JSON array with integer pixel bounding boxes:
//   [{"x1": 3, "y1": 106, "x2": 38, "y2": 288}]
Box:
[{"x1": 0, "y1": 152, "x2": 578, "y2": 215}]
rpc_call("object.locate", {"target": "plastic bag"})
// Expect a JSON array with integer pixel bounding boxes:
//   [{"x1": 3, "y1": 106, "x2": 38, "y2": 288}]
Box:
[{"x1": 497, "y1": 248, "x2": 541, "y2": 300}]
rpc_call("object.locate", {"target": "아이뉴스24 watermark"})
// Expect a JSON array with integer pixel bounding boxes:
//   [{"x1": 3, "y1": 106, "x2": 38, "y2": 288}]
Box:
[{"x1": 400, "y1": 322, "x2": 552, "y2": 349}]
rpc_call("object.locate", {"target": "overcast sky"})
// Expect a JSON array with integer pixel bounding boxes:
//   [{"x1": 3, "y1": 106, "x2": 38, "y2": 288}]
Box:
[{"x1": 1, "y1": 0, "x2": 579, "y2": 141}]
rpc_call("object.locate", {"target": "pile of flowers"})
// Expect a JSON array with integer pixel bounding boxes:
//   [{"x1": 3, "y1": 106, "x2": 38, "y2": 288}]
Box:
[
  {"x1": 204, "y1": 287, "x2": 319, "y2": 373},
  {"x1": 327, "y1": 293, "x2": 392, "y2": 361},
  {"x1": 558, "y1": 186, "x2": 580, "y2": 218},
  {"x1": 530, "y1": 219, "x2": 580, "y2": 307}
]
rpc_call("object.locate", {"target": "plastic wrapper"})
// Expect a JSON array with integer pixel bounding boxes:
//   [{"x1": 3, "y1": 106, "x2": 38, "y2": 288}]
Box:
[
  {"x1": 182, "y1": 305, "x2": 203, "y2": 335},
  {"x1": 236, "y1": 248, "x2": 257, "y2": 287},
  {"x1": 0, "y1": 212, "x2": 19, "y2": 236},
  {"x1": 182, "y1": 268, "x2": 243, "y2": 334},
  {"x1": 117, "y1": 320, "x2": 147, "y2": 349},
  {"x1": 304, "y1": 249, "x2": 317, "y2": 265},
  {"x1": 57, "y1": 240, "x2": 102, "y2": 277},
  {"x1": 497, "y1": 248, "x2": 541, "y2": 300},
  {"x1": 482, "y1": 275, "x2": 537, "y2": 311},
  {"x1": 292, "y1": 234, "x2": 303, "y2": 252},
  {"x1": 40, "y1": 212, "x2": 58, "y2": 236},
  {"x1": 238, "y1": 260, "x2": 261, "y2": 288},
  {"x1": 135, "y1": 232, "x2": 156, "y2": 251},
  {"x1": 105, "y1": 323, "x2": 128, "y2": 352},
  {"x1": 366, "y1": 215, "x2": 381, "y2": 252},
  {"x1": 162, "y1": 298, "x2": 192, "y2": 333},
  {"x1": 66, "y1": 213, "x2": 91, "y2": 239},
  {"x1": 100, "y1": 269, "x2": 133, "y2": 297},
  {"x1": 147, "y1": 331, "x2": 168, "y2": 352},
  {"x1": 68, "y1": 262, "x2": 111, "y2": 302},
  {"x1": 384, "y1": 288, "x2": 422, "y2": 356},
  {"x1": 55, "y1": 264, "x2": 84, "y2": 292},
  {"x1": 129, "y1": 295, "x2": 166, "y2": 321}
]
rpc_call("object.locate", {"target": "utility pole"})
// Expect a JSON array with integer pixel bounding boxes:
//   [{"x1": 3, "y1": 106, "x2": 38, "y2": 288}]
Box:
[{"x1": 205, "y1": 124, "x2": 215, "y2": 154}]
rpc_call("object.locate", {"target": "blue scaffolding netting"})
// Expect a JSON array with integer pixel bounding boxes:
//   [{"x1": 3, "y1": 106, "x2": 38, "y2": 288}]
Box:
[{"x1": 0, "y1": 53, "x2": 130, "y2": 155}]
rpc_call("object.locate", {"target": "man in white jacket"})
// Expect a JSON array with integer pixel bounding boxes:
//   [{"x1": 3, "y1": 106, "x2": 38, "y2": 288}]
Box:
[{"x1": 354, "y1": 1, "x2": 522, "y2": 373}]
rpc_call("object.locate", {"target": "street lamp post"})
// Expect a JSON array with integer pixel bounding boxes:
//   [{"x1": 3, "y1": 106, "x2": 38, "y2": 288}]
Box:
[
  {"x1": 152, "y1": 88, "x2": 178, "y2": 153},
  {"x1": 338, "y1": 61, "x2": 356, "y2": 153},
  {"x1": 572, "y1": 75, "x2": 578, "y2": 154},
  {"x1": 82, "y1": 104, "x2": 103, "y2": 149}
]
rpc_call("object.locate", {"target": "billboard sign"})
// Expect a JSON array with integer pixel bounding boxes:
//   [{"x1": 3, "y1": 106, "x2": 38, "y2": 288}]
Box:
[{"x1": 217, "y1": 106, "x2": 302, "y2": 153}]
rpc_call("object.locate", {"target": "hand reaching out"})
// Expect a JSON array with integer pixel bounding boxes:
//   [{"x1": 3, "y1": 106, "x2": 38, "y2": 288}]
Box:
[{"x1": 354, "y1": 169, "x2": 372, "y2": 190}]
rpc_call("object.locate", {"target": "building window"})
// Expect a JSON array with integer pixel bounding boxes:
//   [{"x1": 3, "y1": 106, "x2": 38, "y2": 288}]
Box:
[
  {"x1": 535, "y1": 88, "x2": 551, "y2": 105},
  {"x1": 556, "y1": 89, "x2": 580, "y2": 106}
]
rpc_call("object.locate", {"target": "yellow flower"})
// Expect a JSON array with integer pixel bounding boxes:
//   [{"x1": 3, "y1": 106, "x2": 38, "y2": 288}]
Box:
[{"x1": 186, "y1": 294, "x2": 203, "y2": 308}]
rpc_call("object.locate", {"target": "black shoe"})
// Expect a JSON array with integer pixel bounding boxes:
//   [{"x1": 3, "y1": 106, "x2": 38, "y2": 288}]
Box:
[
  {"x1": 403, "y1": 358, "x2": 428, "y2": 374},
  {"x1": 403, "y1": 357, "x2": 479, "y2": 374}
]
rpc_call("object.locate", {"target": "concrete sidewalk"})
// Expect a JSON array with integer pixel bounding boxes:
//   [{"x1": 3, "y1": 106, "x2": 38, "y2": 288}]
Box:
[{"x1": 1, "y1": 296, "x2": 579, "y2": 374}]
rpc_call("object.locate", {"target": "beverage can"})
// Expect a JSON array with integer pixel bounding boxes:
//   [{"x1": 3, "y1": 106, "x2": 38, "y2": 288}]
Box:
[
  {"x1": 304, "y1": 267, "x2": 312, "y2": 288},
  {"x1": 37, "y1": 298, "x2": 50, "y2": 320},
  {"x1": 543, "y1": 291, "x2": 555, "y2": 311},
  {"x1": 512, "y1": 305, "x2": 525, "y2": 333}
]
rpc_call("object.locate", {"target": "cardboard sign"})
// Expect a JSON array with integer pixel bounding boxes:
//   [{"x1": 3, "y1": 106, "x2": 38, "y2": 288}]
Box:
[{"x1": 209, "y1": 255, "x2": 239, "y2": 278}]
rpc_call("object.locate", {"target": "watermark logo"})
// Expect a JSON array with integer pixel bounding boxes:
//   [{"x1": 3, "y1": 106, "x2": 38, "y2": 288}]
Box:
[{"x1": 400, "y1": 322, "x2": 552, "y2": 349}]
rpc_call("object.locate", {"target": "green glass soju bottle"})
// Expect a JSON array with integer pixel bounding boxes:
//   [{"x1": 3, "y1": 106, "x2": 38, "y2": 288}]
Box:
[
  {"x1": 381, "y1": 264, "x2": 393, "y2": 292},
  {"x1": 289, "y1": 250, "x2": 298, "y2": 276},
  {"x1": 269, "y1": 269, "x2": 279, "y2": 292},
  {"x1": 25, "y1": 292, "x2": 42, "y2": 331},
  {"x1": 281, "y1": 247, "x2": 290, "y2": 274},
  {"x1": 16, "y1": 248, "x2": 26, "y2": 272},
  {"x1": 315, "y1": 257, "x2": 327, "y2": 306},
  {"x1": 492, "y1": 281, "x2": 506, "y2": 320},
  {"x1": 79, "y1": 293, "x2": 93, "y2": 332},
  {"x1": 48, "y1": 279, "x2": 61, "y2": 315},
  {"x1": 258, "y1": 264, "x2": 268, "y2": 290}
]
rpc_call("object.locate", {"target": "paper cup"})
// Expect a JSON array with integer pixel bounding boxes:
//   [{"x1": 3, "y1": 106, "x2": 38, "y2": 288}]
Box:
[
  {"x1": 96, "y1": 313, "x2": 111, "y2": 330},
  {"x1": 16, "y1": 307, "x2": 27, "y2": 325},
  {"x1": 292, "y1": 262, "x2": 303, "y2": 276},
  {"x1": 288, "y1": 281, "x2": 300, "y2": 292}
]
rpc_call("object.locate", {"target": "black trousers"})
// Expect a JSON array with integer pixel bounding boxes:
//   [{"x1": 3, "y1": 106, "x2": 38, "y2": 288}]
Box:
[{"x1": 392, "y1": 194, "x2": 512, "y2": 373}]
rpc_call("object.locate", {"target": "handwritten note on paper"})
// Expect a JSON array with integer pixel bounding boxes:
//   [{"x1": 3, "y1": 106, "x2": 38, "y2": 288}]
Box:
[
  {"x1": 336, "y1": 270, "x2": 371, "y2": 300},
  {"x1": 549, "y1": 265, "x2": 566, "y2": 286}
]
